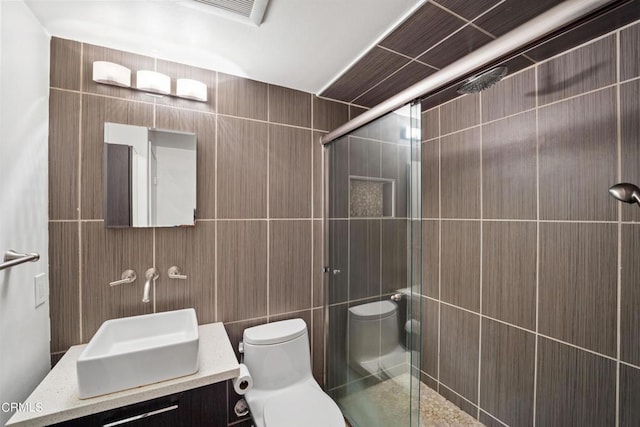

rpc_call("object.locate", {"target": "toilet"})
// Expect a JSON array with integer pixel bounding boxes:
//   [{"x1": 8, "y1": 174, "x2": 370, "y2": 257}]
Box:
[
  {"x1": 347, "y1": 300, "x2": 408, "y2": 379},
  {"x1": 242, "y1": 318, "x2": 344, "y2": 427}
]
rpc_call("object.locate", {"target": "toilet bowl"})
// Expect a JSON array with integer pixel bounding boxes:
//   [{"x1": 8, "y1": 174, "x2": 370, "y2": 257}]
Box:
[
  {"x1": 242, "y1": 318, "x2": 343, "y2": 427},
  {"x1": 347, "y1": 300, "x2": 408, "y2": 379}
]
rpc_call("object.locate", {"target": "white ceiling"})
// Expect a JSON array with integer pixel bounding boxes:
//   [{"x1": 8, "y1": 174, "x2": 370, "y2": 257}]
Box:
[{"x1": 25, "y1": 0, "x2": 422, "y2": 94}]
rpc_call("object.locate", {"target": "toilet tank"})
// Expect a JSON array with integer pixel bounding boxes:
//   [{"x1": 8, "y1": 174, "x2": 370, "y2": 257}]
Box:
[
  {"x1": 243, "y1": 319, "x2": 313, "y2": 390},
  {"x1": 348, "y1": 301, "x2": 399, "y2": 365}
]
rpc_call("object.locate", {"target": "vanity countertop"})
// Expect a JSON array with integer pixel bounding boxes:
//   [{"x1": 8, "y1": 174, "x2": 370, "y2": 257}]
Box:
[{"x1": 7, "y1": 322, "x2": 240, "y2": 426}]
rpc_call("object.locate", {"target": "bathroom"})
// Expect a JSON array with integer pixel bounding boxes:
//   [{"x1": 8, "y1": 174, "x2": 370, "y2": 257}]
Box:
[{"x1": 1, "y1": 0, "x2": 639, "y2": 425}]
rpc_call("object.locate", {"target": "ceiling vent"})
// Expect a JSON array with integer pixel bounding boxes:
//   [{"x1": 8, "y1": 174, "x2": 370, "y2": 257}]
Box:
[{"x1": 189, "y1": 0, "x2": 270, "y2": 26}]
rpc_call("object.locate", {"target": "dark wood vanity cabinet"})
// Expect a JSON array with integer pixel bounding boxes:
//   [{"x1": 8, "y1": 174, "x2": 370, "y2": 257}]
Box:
[{"x1": 50, "y1": 382, "x2": 228, "y2": 427}]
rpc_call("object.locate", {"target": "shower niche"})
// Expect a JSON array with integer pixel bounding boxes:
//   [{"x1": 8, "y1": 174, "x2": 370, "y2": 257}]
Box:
[{"x1": 349, "y1": 176, "x2": 395, "y2": 218}]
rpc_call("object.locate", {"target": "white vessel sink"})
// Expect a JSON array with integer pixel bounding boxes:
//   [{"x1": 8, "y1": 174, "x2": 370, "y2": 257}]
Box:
[{"x1": 77, "y1": 308, "x2": 199, "y2": 399}]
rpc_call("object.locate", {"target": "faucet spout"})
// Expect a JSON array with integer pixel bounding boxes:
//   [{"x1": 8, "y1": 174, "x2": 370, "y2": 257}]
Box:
[{"x1": 143, "y1": 267, "x2": 159, "y2": 303}]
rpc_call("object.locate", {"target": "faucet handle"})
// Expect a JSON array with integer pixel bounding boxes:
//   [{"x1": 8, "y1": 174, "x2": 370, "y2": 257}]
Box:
[
  {"x1": 145, "y1": 267, "x2": 159, "y2": 281},
  {"x1": 168, "y1": 266, "x2": 188, "y2": 280},
  {"x1": 109, "y1": 269, "x2": 136, "y2": 287}
]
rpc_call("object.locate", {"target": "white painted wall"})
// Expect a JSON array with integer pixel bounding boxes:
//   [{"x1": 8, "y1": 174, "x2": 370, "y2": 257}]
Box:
[{"x1": 0, "y1": 2, "x2": 51, "y2": 425}]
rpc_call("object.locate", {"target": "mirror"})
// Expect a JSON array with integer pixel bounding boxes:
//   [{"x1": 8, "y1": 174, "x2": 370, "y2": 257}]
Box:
[{"x1": 104, "y1": 123, "x2": 196, "y2": 228}]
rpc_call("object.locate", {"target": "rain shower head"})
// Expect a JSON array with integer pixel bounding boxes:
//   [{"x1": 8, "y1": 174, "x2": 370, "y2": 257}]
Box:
[
  {"x1": 457, "y1": 66, "x2": 508, "y2": 94},
  {"x1": 608, "y1": 183, "x2": 640, "y2": 206}
]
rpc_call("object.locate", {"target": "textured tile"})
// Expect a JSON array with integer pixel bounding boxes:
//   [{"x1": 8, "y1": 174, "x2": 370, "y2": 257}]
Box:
[
  {"x1": 482, "y1": 111, "x2": 537, "y2": 220},
  {"x1": 155, "y1": 107, "x2": 216, "y2": 220},
  {"x1": 440, "y1": 128, "x2": 481, "y2": 219},
  {"x1": 349, "y1": 220, "x2": 381, "y2": 300},
  {"x1": 328, "y1": 220, "x2": 349, "y2": 304},
  {"x1": 155, "y1": 222, "x2": 216, "y2": 324},
  {"x1": 50, "y1": 38, "x2": 81, "y2": 90},
  {"x1": 621, "y1": 22, "x2": 640, "y2": 81},
  {"x1": 621, "y1": 80, "x2": 640, "y2": 222},
  {"x1": 536, "y1": 338, "x2": 616, "y2": 427},
  {"x1": 268, "y1": 84, "x2": 311, "y2": 127},
  {"x1": 620, "y1": 364, "x2": 640, "y2": 427},
  {"x1": 475, "y1": 0, "x2": 563, "y2": 37},
  {"x1": 537, "y1": 35, "x2": 616, "y2": 105},
  {"x1": 269, "y1": 125, "x2": 312, "y2": 218},
  {"x1": 434, "y1": 0, "x2": 502, "y2": 20},
  {"x1": 313, "y1": 96, "x2": 349, "y2": 132},
  {"x1": 381, "y1": 219, "x2": 408, "y2": 295},
  {"x1": 439, "y1": 305, "x2": 480, "y2": 403},
  {"x1": 155, "y1": 61, "x2": 215, "y2": 112},
  {"x1": 312, "y1": 308, "x2": 325, "y2": 387},
  {"x1": 217, "y1": 116, "x2": 268, "y2": 219},
  {"x1": 441, "y1": 221, "x2": 480, "y2": 311},
  {"x1": 481, "y1": 319, "x2": 535, "y2": 427},
  {"x1": 418, "y1": 25, "x2": 494, "y2": 70},
  {"x1": 482, "y1": 221, "x2": 536, "y2": 330},
  {"x1": 217, "y1": 72, "x2": 268, "y2": 120},
  {"x1": 539, "y1": 223, "x2": 617, "y2": 356},
  {"x1": 482, "y1": 68, "x2": 536, "y2": 122},
  {"x1": 353, "y1": 62, "x2": 437, "y2": 108},
  {"x1": 422, "y1": 107, "x2": 439, "y2": 140},
  {"x1": 312, "y1": 131, "x2": 325, "y2": 219},
  {"x1": 81, "y1": 223, "x2": 154, "y2": 340},
  {"x1": 422, "y1": 220, "x2": 439, "y2": 298},
  {"x1": 422, "y1": 297, "x2": 439, "y2": 379},
  {"x1": 621, "y1": 224, "x2": 640, "y2": 366},
  {"x1": 379, "y1": 2, "x2": 465, "y2": 57},
  {"x1": 538, "y1": 88, "x2": 617, "y2": 221},
  {"x1": 81, "y1": 95, "x2": 154, "y2": 220},
  {"x1": 82, "y1": 43, "x2": 155, "y2": 101},
  {"x1": 269, "y1": 220, "x2": 312, "y2": 315},
  {"x1": 422, "y1": 139, "x2": 439, "y2": 218},
  {"x1": 49, "y1": 89, "x2": 80, "y2": 220},
  {"x1": 49, "y1": 222, "x2": 80, "y2": 352},
  {"x1": 440, "y1": 93, "x2": 479, "y2": 135},
  {"x1": 217, "y1": 221, "x2": 267, "y2": 322},
  {"x1": 320, "y1": 47, "x2": 410, "y2": 102},
  {"x1": 312, "y1": 220, "x2": 324, "y2": 307}
]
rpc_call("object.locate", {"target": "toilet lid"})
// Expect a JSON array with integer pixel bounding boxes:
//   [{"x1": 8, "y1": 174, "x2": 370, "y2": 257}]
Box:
[
  {"x1": 264, "y1": 385, "x2": 343, "y2": 427},
  {"x1": 349, "y1": 300, "x2": 397, "y2": 320}
]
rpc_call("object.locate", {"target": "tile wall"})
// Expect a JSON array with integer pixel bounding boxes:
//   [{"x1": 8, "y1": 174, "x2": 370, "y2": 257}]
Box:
[
  {"x1": 419, "y1": 21, "x2": 640, "y2": 427},
  {"x1": 47, "y1": 37, "x2": 353, "y2": 426}
]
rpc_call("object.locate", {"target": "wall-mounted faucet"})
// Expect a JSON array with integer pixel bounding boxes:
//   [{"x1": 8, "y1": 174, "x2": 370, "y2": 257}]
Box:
[{"x1": 143, "y1": 267, "x2": 159, "y2": 303}]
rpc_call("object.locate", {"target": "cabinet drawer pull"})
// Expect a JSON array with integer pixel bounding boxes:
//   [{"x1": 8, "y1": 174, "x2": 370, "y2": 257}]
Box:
[{"x1": 103, "y1": 404, "x2": 178, "y2": 426}]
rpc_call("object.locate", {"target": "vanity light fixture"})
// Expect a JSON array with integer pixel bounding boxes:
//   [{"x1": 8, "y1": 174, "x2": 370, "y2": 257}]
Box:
[
  {"x1": 136, "y1": 70, "x2": 171, "y2": 95},
  {"x1": 176, "y1": 78, "x2": 208, "y2": 102},
  {"x1": 92, "y1": 61, "x2": 131, "y2": 87}
]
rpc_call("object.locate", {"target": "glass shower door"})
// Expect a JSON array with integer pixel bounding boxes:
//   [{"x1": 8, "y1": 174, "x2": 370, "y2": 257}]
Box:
[{"x1": 325, "y1": 102, "x2": 422, "y2": 427}]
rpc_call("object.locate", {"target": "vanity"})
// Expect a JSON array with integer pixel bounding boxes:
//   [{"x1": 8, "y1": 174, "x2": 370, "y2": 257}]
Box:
[{"x1": 6, "y1": 323, "x2": 239, "y2": 427}]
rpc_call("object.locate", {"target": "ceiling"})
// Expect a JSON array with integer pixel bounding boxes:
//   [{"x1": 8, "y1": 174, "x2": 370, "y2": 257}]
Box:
[{"x1": 24, "y1": 0, "x2": 421, "y2": 94}]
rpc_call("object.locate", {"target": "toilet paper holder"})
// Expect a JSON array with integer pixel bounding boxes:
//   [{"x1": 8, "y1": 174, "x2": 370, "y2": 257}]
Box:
[{"x1": 234, "y1": 399, "x2": 249, "y2": 417}]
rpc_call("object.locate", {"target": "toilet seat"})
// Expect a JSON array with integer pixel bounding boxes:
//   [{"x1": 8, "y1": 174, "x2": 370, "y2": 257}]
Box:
[{"x1": 263, "y1": 384, "x2": 343, "y2": 427}]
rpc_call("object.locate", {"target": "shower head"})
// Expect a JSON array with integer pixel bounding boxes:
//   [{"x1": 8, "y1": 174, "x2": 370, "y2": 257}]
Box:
[
  {"x1": 608, "y1": 183, "x2": 640, "y2": 206},
  {"x1": 457, "y1": 66, "x2": 508, "y2": 94}
]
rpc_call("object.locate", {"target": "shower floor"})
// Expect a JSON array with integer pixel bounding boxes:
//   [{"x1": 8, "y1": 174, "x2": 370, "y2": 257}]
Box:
[{"x1": 338, "y1": 374, "x2": 484, "y2": 427}]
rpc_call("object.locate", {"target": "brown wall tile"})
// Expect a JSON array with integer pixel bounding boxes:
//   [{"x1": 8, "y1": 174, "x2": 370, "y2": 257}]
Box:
[
  {"x1": 217, "y1": 116, "x2": 268, "y2": 219},
  {"x1": 422, "y1": 139, "x2": 439, "y2": 218},
  {"x1": 620, "y1": 364, "x2": 640, "y2": 427},
  {"x1": 312, "y1": 96, "x2": 349, "y2": 132},
  {"x1": 269, "y1": 220, "x2": 312, "y2": 315},
  {"x1": 481, "y1": 68, "x2": 536, "y2": 123},
  {"x1": 49, "y1": 89, "x2": 80, "y2": 220},
  {"x1": 217, "y1": 221, "x2": 267, "y2": 323},
  {"x1": 217, "y1": 72, "x2": 268, "y2": 120},
  {"x1": 327, "y1": 303, "x2": 349, "y2": 389},
  {"x1": 439, "y1": 305, "x2": 480, "y2": 403},
  {"x1": 312, "y1": 220, "x2": 324, "y2": 308},
  {"x1": 438, "y1": 385, "x2": 478, "y2": 419},
  {"x1": 422, "y1": 297, "x2": 439, "y2": 378},
  {"x1": 434, "y1": 0, "x2": 502, "y2": 20},
  {"x1": 418, "y1": 25, "x2": 494, "y2": 70},
  {"x1": 475, "y1": 0, "x2": 564, "y2": 37},
  {"x1": 440, "y1": 94, "x2": 479, "y2": 135},
  {"x1": 155, "y1": 222, "x2": 216, "y2": 324},
  {"x1": 81, "y1": 222, "x2": 154, "y2": 340},
  {"x1": 349, "y1": 219, "x2": 381, "y2": 300},
  {"x1": 482, "y1": 112, "x2": 537, "y2": 220},
  {"x1": 441, "y1": 220, "x2": 480, "y2": 311},
  {"x1": 621, "y1": 80, "x2": 640, "y2": 222},
  {"x1": 621, "y1": 22, "x2": 640, "y2": 81},
  {"x1": 621, "y1": 224, "x2": 640, "y2": 366},
  {"x1": 422, "y1": 220, "x2": 439, "y2": 298},
  {"x1": 480, "y1": 319, "x2": 535, "y2": 427},
  {"x1": 539, "y1": 223, "x2": 617, "y2": 356},
  {"x1": 422, "y1": 107, "x2": 439, "y2": 141},
  {"x1": 50, "y1": 38, "x2": 81, "y2": 90},
  {"x1": 312, "y1": 308, "x2": 325, "y2": 387},
  {"x1": 312, "y1": 132, "x2": 324, "y2": 219},
  {"x1": 269, "y1": 85, "x2": 311, "y2": 127},
  {"x1": 349, "y1": 136, "x2": 381, "y2": 178},
  {"x1": 441, "y1": 128, "x2": 481, "y2": 219},
  {"x1": 269, "y1": 125, "x2": 312, "y2": 218},
  {"x1": 482, "y1": 221, "x2": 536, "y2": 330},
  {"x1": 538, "y1": 88, "x2": 617, "y2": 221},
  {"x1": 537, "y1": 35, "x2": 616, "y2": 105},
  {"x1": 328, "y1": 220, "x2": 349, "y2": 304},
  {"x1": 156, "y1": 59, "x2": 216, "y2": 113},
  {"x1": 381, "y1": 219, "x2": 408, "y2": 295},
  {"x1": 49, "y1": 222, "x2": 80, "y2": 352},
  {"x1": 536, "y1": 338, "x2": 616, "y2": 427}
]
